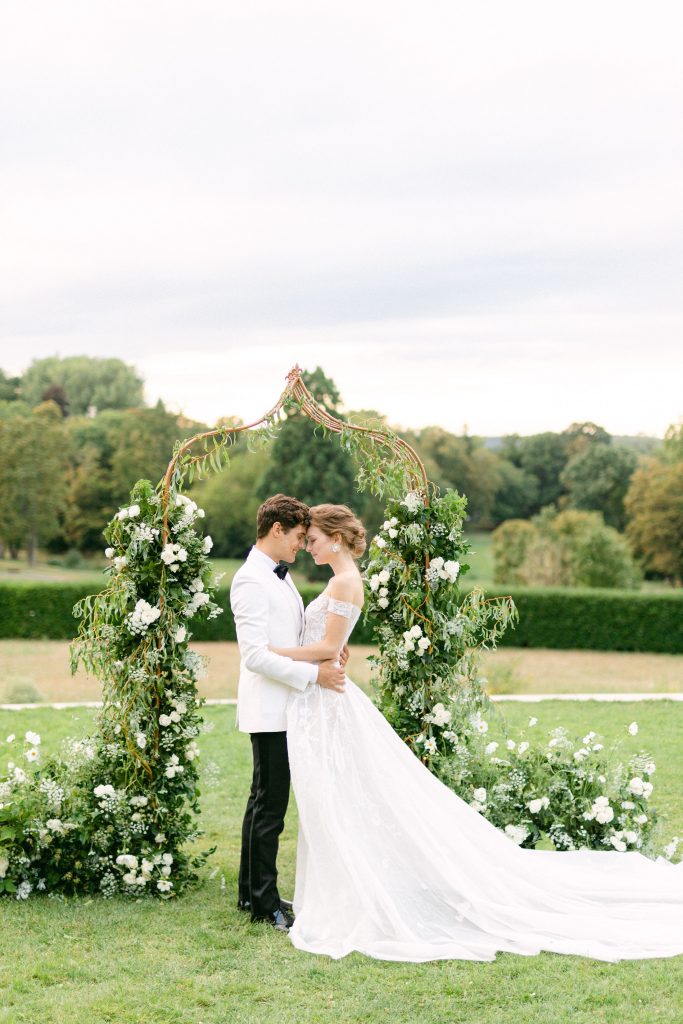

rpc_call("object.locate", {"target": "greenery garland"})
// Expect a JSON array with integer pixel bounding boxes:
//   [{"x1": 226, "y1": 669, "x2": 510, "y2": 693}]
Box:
[{"x1": 0, "y1": 406, "x2": 678, "y2": 901}]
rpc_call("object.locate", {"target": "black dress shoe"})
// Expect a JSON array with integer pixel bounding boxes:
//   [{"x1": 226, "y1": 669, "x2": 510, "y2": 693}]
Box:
[
  {"x1": 252, "y1": 907, "x2": 294, "y2": 932},
  {"x1": 238, "y1": 897, "x2": 294, "y2": 915}
]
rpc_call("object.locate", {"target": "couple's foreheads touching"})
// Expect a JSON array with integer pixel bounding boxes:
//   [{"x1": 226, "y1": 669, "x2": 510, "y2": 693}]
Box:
[{"x1": 254, "y1": 494, "x2": 366, "y2": 567}]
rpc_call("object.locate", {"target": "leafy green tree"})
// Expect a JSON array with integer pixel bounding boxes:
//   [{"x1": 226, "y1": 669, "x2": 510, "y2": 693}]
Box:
[
  {"x1": 561, "y1": 443, "x2": 637, "y2": 530},
  {"x1": 259, "y1": 368, "x2": 358, "y2": 508},
  {"x1": 662, "y1": 420, "x2": 683, "y2": 463},
  {"x1": 0, "y1": 369, "x2": 20, "y2": 402},
  {"x1": 62, "y1": 445, "x2": 118, "y2": 552},
  {"x1": 403, "y1": 426, "x2": 504, "y2": 527},
  {"x1": 492, "y1": 507, "x2": 641, "y2": 588},
  {"x1": 0, "y1": 402, "x2": 68, "y2": 563},
  {"x1": 108, "y1": 402, "x2": 205, "y2": 506},
  {"x1": 259, "y1": 368, "x2": 360, "y2": 578},
  {"x1": 190, "y1": 448, "x2": 270, "y2": 558},
  {"x1": 499, "y1": 432, "x2": 570, "y2": 513},
  {"x1": 21, "y1": 356, "x2": 145, "y2": 415},
  {"x1": 625, "y1": 459, "x2": 683, "y2": 585},
  {"x1": 492, "y1": 460, "x2": 540, "y2": 523},
  {"x1": 563, "y1": 421, "x2": 611, "y2": 458}
]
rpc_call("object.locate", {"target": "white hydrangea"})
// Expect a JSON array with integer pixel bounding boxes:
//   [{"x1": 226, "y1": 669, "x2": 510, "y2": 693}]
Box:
[
  {"x1": 126, "y1": 599, "x2": 161, "y2": 635},
  {"x1": 401, "y1": 491, "x2": 423, "y2": 514},
  {"x1": 161, "y1": 543, "x2": 188, "y2": 571},
  {"x1": 628, "y1": 777, "x2": 653, "y2": 798},
  {"x1": 429, "y1": 703, "x2": 452, "y2": 727},
  {"x1": 583, "y1": 795, "x2": 614, "y2": 824},
  {"x1": 504, "y1": 824, "x2": 529, "y2": 845}
]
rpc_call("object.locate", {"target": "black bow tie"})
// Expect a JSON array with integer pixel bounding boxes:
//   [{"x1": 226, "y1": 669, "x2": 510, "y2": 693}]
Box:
[{"x1": 273, "y1": 562, "x2": 289, "y2": 580}]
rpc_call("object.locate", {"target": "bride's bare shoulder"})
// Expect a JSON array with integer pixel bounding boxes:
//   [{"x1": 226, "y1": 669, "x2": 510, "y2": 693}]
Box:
[{"x1": 328, "y1": 570, "x2": 364, "y2": 606}]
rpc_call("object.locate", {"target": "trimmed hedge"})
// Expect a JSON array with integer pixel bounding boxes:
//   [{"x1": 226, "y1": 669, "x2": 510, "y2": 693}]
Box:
[
  {"x1": 0, "y1": 581, "x2": 681, "y2": 652},
  {"x1": 494, "y1": 586, "x2": 683, "y2": 654}
]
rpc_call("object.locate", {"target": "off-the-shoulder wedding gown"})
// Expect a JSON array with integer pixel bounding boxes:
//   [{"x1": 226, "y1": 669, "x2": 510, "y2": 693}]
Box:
[{"x1": 285, "y1": 592, "x2": 683, "y2": 963}]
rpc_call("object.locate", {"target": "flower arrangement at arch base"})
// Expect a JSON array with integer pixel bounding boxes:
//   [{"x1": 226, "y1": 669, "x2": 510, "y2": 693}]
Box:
[
  {"x1": 0, "y1": 479, "x2": 222, "y2": 900},
  {"x1": 364, "y1": 484, "x2": 680, "y2": 860}
]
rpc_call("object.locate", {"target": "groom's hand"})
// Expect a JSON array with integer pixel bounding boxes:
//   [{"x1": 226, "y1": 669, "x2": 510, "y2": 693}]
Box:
[
  {"x1": 317, "y1": 660, "x2": 346, "y2": 692},
  {"x1": 339, "y1": 644, "x2": 350, "y2": 669}
]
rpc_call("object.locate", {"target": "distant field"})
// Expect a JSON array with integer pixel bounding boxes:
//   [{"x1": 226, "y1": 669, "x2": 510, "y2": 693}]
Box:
[{"x1": 1, "y1": 640, "x2": 681, "y2": 705}]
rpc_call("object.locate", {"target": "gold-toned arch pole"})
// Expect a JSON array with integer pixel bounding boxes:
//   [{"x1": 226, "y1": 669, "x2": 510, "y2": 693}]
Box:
[{"x1": 160, "y1": 364, "x2": 428, "y2": 540}]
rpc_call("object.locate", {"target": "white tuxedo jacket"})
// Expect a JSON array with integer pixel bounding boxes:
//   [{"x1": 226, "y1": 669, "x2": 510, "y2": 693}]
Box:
[{"x1": 230, "y1": 547, "x2": 318, "y2": 733}]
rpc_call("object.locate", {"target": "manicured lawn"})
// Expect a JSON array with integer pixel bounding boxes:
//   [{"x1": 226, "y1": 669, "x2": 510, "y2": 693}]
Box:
[{"x1": 0, "y1": 702, "x2": 681, "y2": 1024}]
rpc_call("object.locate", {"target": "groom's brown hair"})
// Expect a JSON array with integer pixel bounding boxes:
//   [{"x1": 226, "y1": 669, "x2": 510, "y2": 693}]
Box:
[{"x1": 256, "y1": 494, "x2": 311, "y2": 538}]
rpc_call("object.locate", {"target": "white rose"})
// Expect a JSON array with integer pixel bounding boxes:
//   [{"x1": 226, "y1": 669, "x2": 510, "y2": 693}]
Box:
[
  {"x1": 127, "y1": 504, "x2": 140, "y2": 518},
  {"x1": 377, "y1": 597, "x2": 389, "y2": 609},
  {"x1": 174, "y1": 626, "x2": 187, "y2": 643},
  {"x1": 518, "y1": 741, "x2": 529, "y2": 754},
  {"x1": 410, "y1": 625, "x2": 422, "y2": 639},
  {"x1": 374, "y1": 536, "x2": 387, "y2": 549},
  {"x1": 634, "y1": 813, "x2": 648, "y2": 824},
  {"x1": 136, "y1": 733, "x2": 147, "y2": 749},
  {"x1": 105, "y1": 547, "x2": 114, "y2": 559},
  {"x1": 388, "y1": 529, "x2": 398, "y2": 539},
  {"x1": 159, "y1": 714, "x2": 172, "y2": 727},
  {"x1": 506, "y1": 739, "x2": 516, "y2": 751},
  {"x1": 610, "y1": 834, "x2": 627, "y2": 852},
  {"x1": 628, "y1": 777, "x2": 645, "y2": 796},
  {"x1": 369, "y1": 575, "x2": 381, "y2": 592},
  {"x1": 473, "y1": 788, "x2": 487, "y2": 803},
  {"x1": 378, "y1": 570, "x2": 391, "y2": 584},
  {"x1": 25, "y1": 731, "x2": 41, "y2": 746},
  {"x1": 504, "y1": 824, "x2": 529, "y2": 845},
  {"x1": 485, "y1": 742, "x2": 498, "y2": 755}
]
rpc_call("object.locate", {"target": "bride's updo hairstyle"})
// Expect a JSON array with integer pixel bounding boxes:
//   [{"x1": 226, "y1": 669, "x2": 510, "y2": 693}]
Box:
[{"x1": 309, "y1": 504, "x2": 367, "y2": 559}]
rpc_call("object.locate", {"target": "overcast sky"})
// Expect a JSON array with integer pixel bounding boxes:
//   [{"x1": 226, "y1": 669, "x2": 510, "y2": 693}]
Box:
[{"x1": 1, "y1": 1, "x2": 682, "y2": 436}]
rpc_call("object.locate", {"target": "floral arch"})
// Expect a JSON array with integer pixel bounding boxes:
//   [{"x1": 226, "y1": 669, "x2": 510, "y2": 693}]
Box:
[{"x1": 0, "y1": 367, "x2": 665, "y2": 901}]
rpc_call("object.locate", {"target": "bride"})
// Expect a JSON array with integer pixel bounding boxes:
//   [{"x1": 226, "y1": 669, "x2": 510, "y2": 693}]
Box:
[{"x1": 270, "y1": 503, "x2": 683, "y2": 963}]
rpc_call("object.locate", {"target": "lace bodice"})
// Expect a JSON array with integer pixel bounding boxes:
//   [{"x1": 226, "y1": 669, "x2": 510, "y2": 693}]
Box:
[{"x1": 302, "y1": 591, "x2": 362, "y2": 649}]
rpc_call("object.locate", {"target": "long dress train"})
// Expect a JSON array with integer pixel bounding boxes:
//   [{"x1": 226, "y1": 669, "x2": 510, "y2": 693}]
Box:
[{"x1": 286, "y1": 593, "x2": 683, "y2": 963}]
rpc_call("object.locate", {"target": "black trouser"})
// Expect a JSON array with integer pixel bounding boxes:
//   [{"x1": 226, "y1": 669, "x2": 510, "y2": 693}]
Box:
[{"x1": 239, "y1": 731, "x2": 290, "y2": 918}]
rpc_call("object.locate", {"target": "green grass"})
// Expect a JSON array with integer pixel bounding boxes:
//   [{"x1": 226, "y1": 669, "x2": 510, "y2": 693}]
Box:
[
  {"x1": 0, "y1": 702, "x2": 681, "y2": 1023},
  {"x1": 464, "y1": 531, "x2": 494, "y2": 587}
]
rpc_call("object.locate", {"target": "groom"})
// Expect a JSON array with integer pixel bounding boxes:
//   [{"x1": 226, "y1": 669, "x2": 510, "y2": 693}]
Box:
[{"x1": 230, "y1": 494, "x2": 346, "y2": 932}]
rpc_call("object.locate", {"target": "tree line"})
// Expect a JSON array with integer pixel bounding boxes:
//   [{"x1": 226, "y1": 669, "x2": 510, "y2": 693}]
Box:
[{"x1": 0, "y1": 358, "x2": 681, "y2": 584}]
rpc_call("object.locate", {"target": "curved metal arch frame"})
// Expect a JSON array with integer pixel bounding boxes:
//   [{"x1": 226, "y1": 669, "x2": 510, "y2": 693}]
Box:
[{"x1": 160, "y1": 364, "x2": 428, "y2": 537}]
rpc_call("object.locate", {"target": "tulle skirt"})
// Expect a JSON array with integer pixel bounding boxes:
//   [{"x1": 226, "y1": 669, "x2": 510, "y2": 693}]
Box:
[{"x1": 286, "y1": 679, "x2": 683, "y2": 963}]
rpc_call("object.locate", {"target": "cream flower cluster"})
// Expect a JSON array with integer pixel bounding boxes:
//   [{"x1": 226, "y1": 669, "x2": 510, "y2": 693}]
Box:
[
  {"x1": 161, "y1": 543, "x2": 188, "y2": 572},
  {"x1": 427, "y1": 556, "x2": 460, "y2": 584},
  {"x1": 116, "y1": 504, "x2": 141, "y2": 521},
  {"x1": 126, "y1": 599, "x2": 161, "y2": 636},
  {"x1": 401, "y1": 491, "x2": 424, "y2": 514},
  {"x1": 402, "y1": 624, "x2": 431, "y2": 656}
]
